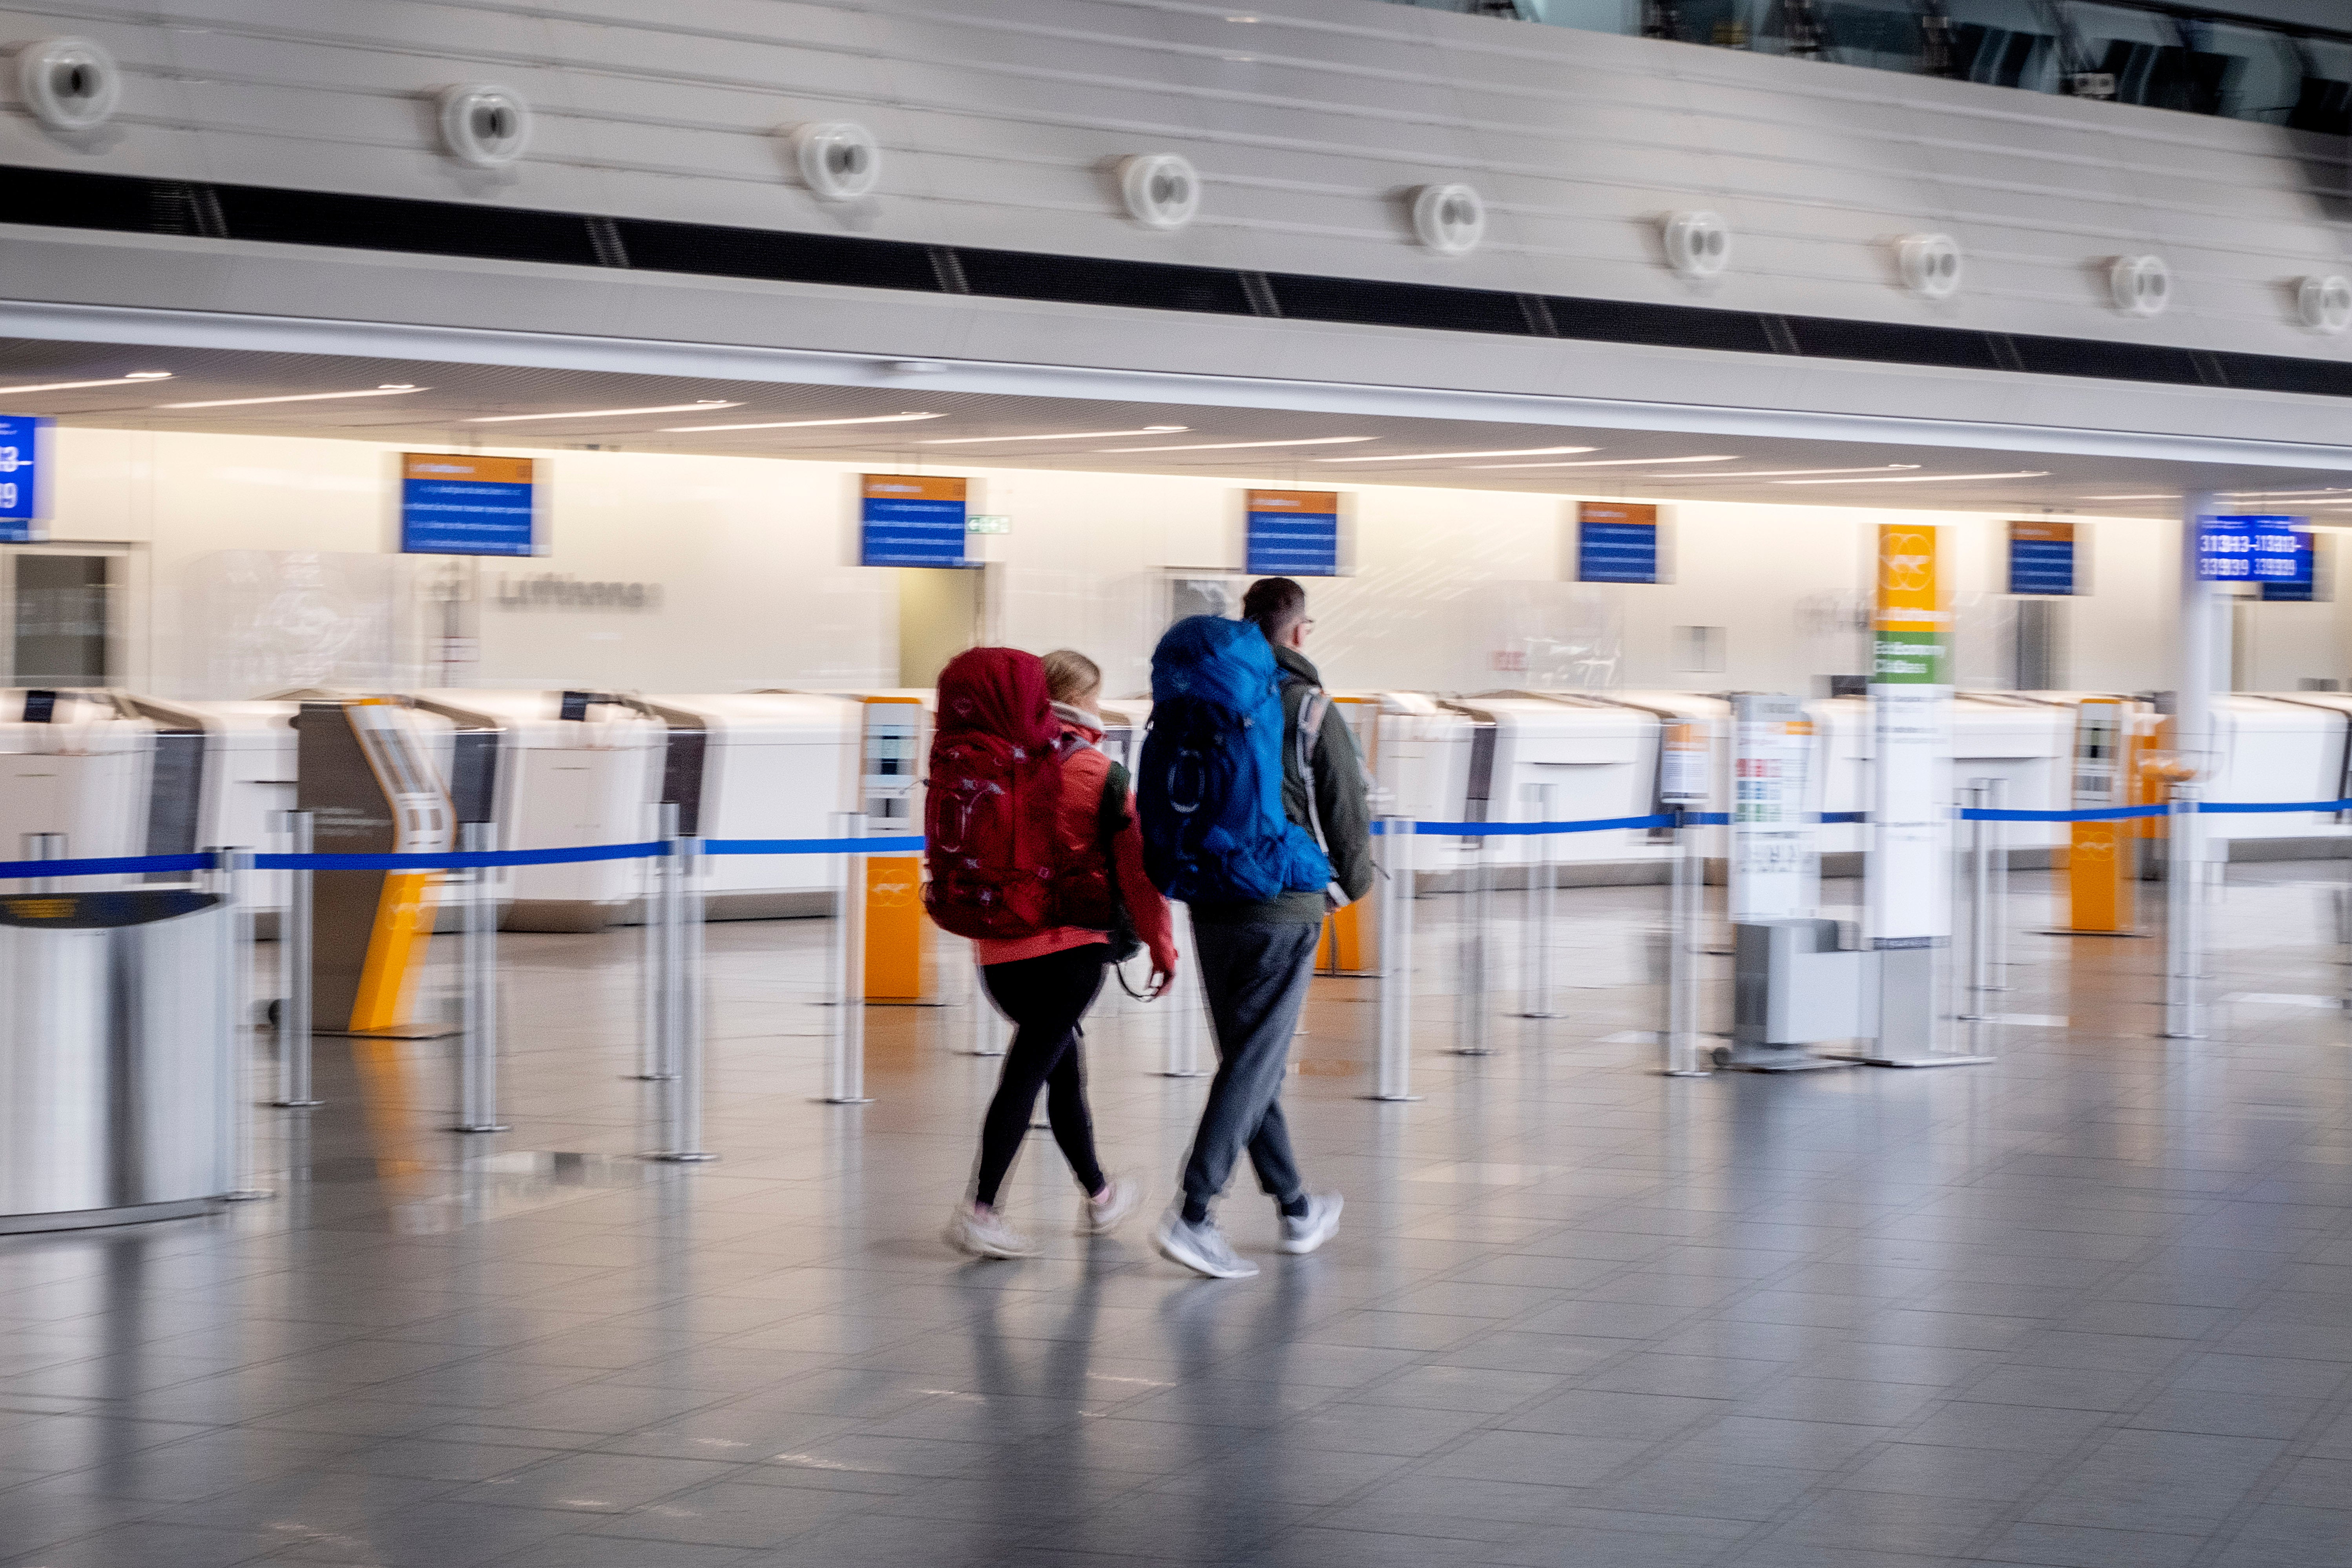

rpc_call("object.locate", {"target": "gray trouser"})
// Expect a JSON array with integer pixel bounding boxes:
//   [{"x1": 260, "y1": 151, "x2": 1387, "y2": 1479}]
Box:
[{"x1": 1180, "y1": 921, "x2": 1319, "y2": 1214}]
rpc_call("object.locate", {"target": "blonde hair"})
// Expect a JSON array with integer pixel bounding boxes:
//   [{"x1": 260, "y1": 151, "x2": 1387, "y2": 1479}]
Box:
[{"x1": 1041, "y1": 648, "x2": 1102, "y2": 706}]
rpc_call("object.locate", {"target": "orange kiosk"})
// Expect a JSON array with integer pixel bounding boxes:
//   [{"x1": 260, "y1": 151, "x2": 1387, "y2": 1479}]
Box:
[
  {"x1": 857, "y1": 695, "x2": 933, "y2": 1003},
  {"x1": 2054, "y1": 696, "x2": 2164, "y2": 935}
]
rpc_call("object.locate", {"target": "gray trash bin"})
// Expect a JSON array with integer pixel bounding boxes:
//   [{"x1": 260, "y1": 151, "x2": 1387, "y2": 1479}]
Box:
[{"x1": 0, "y1": 888, "x2": 232, "y2": 1231}]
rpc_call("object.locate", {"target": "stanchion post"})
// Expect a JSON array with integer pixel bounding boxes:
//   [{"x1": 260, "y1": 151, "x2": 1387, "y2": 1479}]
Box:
[
  {"x1": 656, "y1": 833, "x2": 717, "y2": 1160},
  {"x1": 635, "y1": 805, "x2": 677, "y2": 1081},
  {"x1": 2164, "y1": 781, "x2": 2205, "y2": 1039},
  {"x1": 273, "y1": 810, "x2": 322, "y2": 1108},
  {"x1": 215, "y1": 846, "x2": 271, "y2": 1201},
  {"x1": 454, "y1": 821, "x2": 509, "y2": 1133},
  {"x1": 1518, "y1": 783, "x2": 1560, "y2": 1020},
  {"x1": 1453, "y1": 824, "x2": 1493, "y2": 1056},
  {"x1": 1664, "y1": 807, "x2": 1709, "y2": 1077},
  {"x1": 1369, "y1": 816, "x2": 1421, "y2": 1101},
  {"x1": 1958, "y1": 781, "x2": 1993, "y2": 1021},
  {"x1": 824, "y1": 810, "x2": 874, "y2": 1104},
  {"x1": 1987, "y1": 777, "x2": 2010, "y2": 991},
  {"x1": 22, "y1": 831, "x2": 62, "y2": 894},
  {"x1": 1159, "y1": 905, "x2": 1205, "y2": 1078}
]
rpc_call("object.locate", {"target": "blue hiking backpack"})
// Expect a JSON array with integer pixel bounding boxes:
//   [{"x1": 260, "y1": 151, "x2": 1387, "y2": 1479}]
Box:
[{"x1": 1139, "y1": 615, "x2": 1333, "y2": 904}]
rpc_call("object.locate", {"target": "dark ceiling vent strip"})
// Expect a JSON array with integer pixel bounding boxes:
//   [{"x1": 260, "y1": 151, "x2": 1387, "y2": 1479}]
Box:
[{"x1": 0, "y1": 164, "x2": 2348, "y2": 403}]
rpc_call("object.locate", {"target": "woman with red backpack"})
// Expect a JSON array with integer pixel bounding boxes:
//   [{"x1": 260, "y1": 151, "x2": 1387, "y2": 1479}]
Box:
[{"x1": 927, "y1": 646, "x2": 1177, "y2": 1260}]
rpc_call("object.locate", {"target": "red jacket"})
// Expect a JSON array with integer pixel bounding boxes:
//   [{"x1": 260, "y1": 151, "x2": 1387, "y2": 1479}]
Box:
[{"x1": 973, "y1": 713, "x2": 1175, "y2": 969}]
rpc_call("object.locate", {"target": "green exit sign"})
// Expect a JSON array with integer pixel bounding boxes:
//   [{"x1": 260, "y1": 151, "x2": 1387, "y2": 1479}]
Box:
[{"x1": 967, "y1": 515, "x2": 1011, "y2": 535}]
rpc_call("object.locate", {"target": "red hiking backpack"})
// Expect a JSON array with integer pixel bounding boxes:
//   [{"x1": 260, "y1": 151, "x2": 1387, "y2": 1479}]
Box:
[{"x1": 923, "y1": 647, "x2": 1119, "y2": 940}]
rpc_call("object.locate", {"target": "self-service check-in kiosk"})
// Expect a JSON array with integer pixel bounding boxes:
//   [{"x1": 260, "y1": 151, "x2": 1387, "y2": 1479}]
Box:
[
  {"x1": 0, "y1": 689, "x2": 151, "y2": 885},
  {"x1": 644, "y1": 693, "x2": 861, "y2": 921},
  {"x1": 297, "y1": 699, "x2": 458, "y2": 1038},
  {"x1": 858, "y1": 694, "x2": 931, "y2": 1003}
]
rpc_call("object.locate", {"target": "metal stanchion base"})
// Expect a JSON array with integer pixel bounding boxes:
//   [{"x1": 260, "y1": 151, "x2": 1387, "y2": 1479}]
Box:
[
  {"x1": 2160, "y1": 1029, "x2": 2207, "y2": 1040},
  {"x1": 1662, "y1": 1068, "x2": 1713, "y2": 1079},
  {"x1": 630, "y1": 1072, "x2": 679, "y2": 1082},
  {"x1": 652, "y1": 1150, "x2": 720, "y2": 1163},
  {"x1": 1362, "y1": 1091, "x2": 1425, "y2": 1102},
  {"x1": 1449, "y1": 1047, "x2": 1497, "y2": 1057},
  {"x1": 817, "y1": 1095, "x2": 875, "y2": 1106},
  {"x1": 1156, "y1": 1069, "x2": 1206, "y2": 1079},
  {"x1": 316, "y1": 1023, "x2": 463, "y2": 1040},
  {"x1": 1834, "y1": 1053, "x2": 1994, "y2": 1069},
  {"x1": 452, "y1": 1122, "x2": 511, "y2": 1134},
  {"x1": 271, "y1": 1098, "x2": 325, "y2": 1109},
  {"x1": 2038, "y1": 928, "x2": 2149, "y2": 938},
  {"x1": 224, "y1": 1188, "x2": 276, "y2": 1201},
  {"x1": 1513, "y1": 1009, "x2": 1564, "y2": 1020}
]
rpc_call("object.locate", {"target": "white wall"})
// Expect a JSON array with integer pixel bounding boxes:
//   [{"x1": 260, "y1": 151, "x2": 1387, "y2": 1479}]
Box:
[{"x1": 26, "y1": 425, "x2": 2272, "y2": 701}]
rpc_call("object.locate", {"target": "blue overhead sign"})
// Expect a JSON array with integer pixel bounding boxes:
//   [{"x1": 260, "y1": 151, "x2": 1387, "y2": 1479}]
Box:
[
  {"x1": 2261, "y1": 527, "x2": 2319, "y2": 602},
  {"x1": 1246, "y1": 489, "x2": 1339, "y2": 577},
  {"x1": 2008, "y1": 520, "x2": 2076, "y2": 595},
  {"x1": 0, "y1": 416, "x2": 52, "y2": 543},
  {"x1": 401, "y1": 453, "x2": 539, "y2": 556},
  {"x1": 1577, "y1": 502, "x2": 1659, "y2": 584},
  {"x1": 2198, "y1": 514, "x2": 2306, "y2": 585},
  {"x1": 861, "y1": 474, "x2": 968, "y2": 568}
]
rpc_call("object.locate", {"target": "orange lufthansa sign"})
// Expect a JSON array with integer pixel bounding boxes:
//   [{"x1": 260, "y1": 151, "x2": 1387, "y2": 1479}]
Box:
[
  {"x1": 1579, "y1": 501, "x2": 1658, "y2": 528},
  {"x1": 402, "y1": 453, "x2": 534, "y2": 486},
  {"x1": 863, "y1": 475, "x2": 967, "y2": 504},
  {"x1": 1246, "y1": 489, "x2": 1338, "y2": 515},
  {"x1": 1874, "y1": 523, "x2": 1946, "y2": 631}
]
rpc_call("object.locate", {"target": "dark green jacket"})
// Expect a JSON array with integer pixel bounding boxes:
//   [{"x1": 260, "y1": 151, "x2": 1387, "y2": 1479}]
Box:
[{"x1": 1191, "y1": 643, "x2": 1376, "y2": 927}]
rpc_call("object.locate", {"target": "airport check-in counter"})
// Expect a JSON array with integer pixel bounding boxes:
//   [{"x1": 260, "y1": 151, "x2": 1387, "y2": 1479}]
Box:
[
  {"x1": 1806, "y1": 694, "x2": 2073, "y2": 865},
  {"x1": 2208, "y1": 695, "x2": 2352, "y2": 856},
  {"x1": 120, "y1": 697, "x2": 299, "y2": 917},
  {"x1": 0, "y1": 689, "x2": 155, "y2": 887},
  {"x1": 410, "y1": 690, "x2": 663, "y2": 932},
  {"x1": 644, "y1": 692, "x2": 861, "y2": 919}
]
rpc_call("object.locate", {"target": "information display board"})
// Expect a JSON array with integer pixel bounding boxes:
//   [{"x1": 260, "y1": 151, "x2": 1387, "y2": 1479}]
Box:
[
  {"x1": 2260, "y1": 527, "x2": 2318, "y2": 602},
  {"x1": 400, "y1": 454, "x2": 539, "y2": 556},
  {"x1": 1577, "y1": 501, "x2": 1659, "y2": 584},
  {"x1": 0, "y1": 415, "x2": 52, "y2": 544},
  {"x1": 1245, "y1": 490, "x2": 1339, "y2": 577},
  {"x1": 861, "y1": 475, "x2": 968, "y2": 568},
  {"x1": 1729, "y1": 695, "x2": 1817, "y2": 923},
  {"x1": 2198, "y1": 514, "x2": 2306, "y2": 585},
  {"x1": 2007, "y1": 520, "x2": 2076, "y2": 595},
  {"x1": 1867, "y1": 522, "x2": 1950, "y2": 949}
]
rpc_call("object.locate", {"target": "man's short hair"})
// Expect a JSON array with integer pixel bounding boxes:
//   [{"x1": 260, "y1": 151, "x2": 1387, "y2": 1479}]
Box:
[{"x1": 1241, "y1": 577, "x2": 1307, "y2": 638}]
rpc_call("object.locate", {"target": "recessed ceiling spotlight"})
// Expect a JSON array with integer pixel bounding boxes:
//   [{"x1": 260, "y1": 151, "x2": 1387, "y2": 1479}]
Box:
[
  {"x1": 1097, "y1": 436, "x2": 1375, "y2": 453},
  {"x1": 1467, "y1": 455, "x2": 1739, "y2": 470},
  {"x1": 0, "y1": 372, "x2": 175, "y2": 395},
  {"x1": 1774, "y1": 470, "x2": 2051, "y2": 485},
  {"x1": 663, "y1": 412, "x2": 944, "y2": 433},
  {"x1": 162, "y1": 385, "x2": 433, "y2": 408},
  {"x1": 922, "y1": 426, "x2": 1189, "y2": 444},
  {"x1": 1315, "y1": 445, "x2": 1598, "y2": 464},
  {"x1": 467, "y1": 400, "x2": 741, "y2": 424}
]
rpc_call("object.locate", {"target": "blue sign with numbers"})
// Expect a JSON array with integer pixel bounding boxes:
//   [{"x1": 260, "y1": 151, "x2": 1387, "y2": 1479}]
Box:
[
  {"x1": 2199, "y1": 514, "x2": 2306, "y2": 585},
  {"x1": 0, "y1": 416, "x2": 52, "y2": 543},
  {"x1": 1579, "y1": 521, "x2": 1658, "y2": 583},
  {"x1": 2261, "y1": 528, "x2": 2318, "y2": 601},
  {"x1": 400, "y1": 453, "x2": 539, "y2": 556}
]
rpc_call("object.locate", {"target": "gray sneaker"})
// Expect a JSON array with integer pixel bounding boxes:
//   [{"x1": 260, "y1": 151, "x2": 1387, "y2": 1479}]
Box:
[
  {"x1": 1153, "y1": 1209, "x2": 1259, "y2": 1280},
  {"x1": 1279, "y1": 1192, "x2": 1344, "y2": 1255}
]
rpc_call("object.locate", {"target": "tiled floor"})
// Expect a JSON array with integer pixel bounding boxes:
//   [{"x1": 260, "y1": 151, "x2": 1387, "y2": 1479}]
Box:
[{"x1": 7, "y1": 865, "x2": 2352, "y2": 1566}]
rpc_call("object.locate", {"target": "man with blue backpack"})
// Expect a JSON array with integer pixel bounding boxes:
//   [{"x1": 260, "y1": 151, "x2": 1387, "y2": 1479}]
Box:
[{"x1": 1139, "y1": 577, "x2": 1374, "y2": 1279}]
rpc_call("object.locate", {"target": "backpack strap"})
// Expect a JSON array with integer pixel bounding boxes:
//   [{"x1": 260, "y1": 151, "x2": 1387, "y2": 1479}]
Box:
[{"x1": 1289, "y1": 679, "x2": 1333, "y2": 858}]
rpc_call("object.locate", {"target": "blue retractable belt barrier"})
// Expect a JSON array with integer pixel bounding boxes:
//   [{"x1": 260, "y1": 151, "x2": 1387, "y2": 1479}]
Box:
[
  {"x1": 0, "y1": 851, "x2": 217, "y2": 880},
  {"x1": 8, "y1": 796, "x2": 2350, "y2": 880},
  {"x1": 254, "y1": 841, "x2": 672, "y2": 872},
  {"x1": 704, "y1": 836, "x2": 925, "y2": 855}
]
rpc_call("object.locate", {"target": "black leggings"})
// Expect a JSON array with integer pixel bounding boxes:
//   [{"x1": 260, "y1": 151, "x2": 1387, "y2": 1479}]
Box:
[{"x1": 974, "y1": 944, "x2": 1110, "y2": 1207}]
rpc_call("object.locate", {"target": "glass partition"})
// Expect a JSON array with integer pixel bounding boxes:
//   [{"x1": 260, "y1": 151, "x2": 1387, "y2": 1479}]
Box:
[{"x1": 1383, "y1": 0, "x2": 2352, "y2": 130}]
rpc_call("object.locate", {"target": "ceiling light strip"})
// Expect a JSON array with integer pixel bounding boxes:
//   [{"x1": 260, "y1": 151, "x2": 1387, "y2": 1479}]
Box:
[
  {"x1": 467, "y1": 401, "x2": 741, "y2": 423},
  {"x1": 920, "y1": 426, "x2": 1186, "y2": 444},
  {"x1": 1313, "y1": 445, "x2": 1598, "y2": 463},
  {"x1": 1635, "y1": 465, "x2": 1923, "y2": 480},
  {"x1": 1098, "y1": 436, "x2": 1377, "y2": 453},
  {"x1": 1467, "y1": 455, "x2": 1740, "y2": 470},
  {"x1": 162, "y1": 384, "x2": 425, "y2": 409},
  {"x1": 1773, "y1": 470, "x2": 2051, "y2": 485},
  {"x1": 0, "y1": 372, "x2": 173, "y2": 396},
  {"x1": 665, "y1": 412, "x2": 944, "y2": 433}
]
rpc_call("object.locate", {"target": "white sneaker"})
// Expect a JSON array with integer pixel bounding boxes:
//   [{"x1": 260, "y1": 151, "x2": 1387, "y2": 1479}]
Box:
[
  {"x1": 1081, "y1": 1176, "x2": 1140, "y2": 1236},
  {"x1": 1279, "y1": 1191, "x2": 1344, "y2": 1255},
  {"x1": 945, "y1": 1203, "x2": 1038, "y2": 1260},
  {"x1": 1153, "y1": 1208, "x2": 1259, "y2": 1280}
]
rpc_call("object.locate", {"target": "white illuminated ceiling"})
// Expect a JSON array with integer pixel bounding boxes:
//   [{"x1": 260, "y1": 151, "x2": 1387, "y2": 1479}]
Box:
[{"x1": 0, "y1": 337, "x2": 2342, "y2": 518}]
